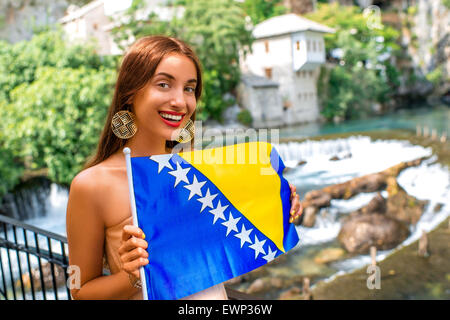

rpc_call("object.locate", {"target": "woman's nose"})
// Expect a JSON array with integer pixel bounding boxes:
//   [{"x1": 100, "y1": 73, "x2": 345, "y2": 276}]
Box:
[{"x1": 170, "y1": 87, "x2": 187, "y2": 109}]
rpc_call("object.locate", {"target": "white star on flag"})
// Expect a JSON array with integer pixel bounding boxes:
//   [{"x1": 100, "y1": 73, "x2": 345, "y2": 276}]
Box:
[
  {"x1": 196, "y1": 188, "x2": 218, "y2": 212},
  {"x1": 262, "y1": 246, "x2": 277, "y2": 263},
  {"x1": 234, "y1": 224, "x2": 253, "y2": 248},
  {"x1": 183, "y1": 174, "x2": 206, "y2": 200},
  {"x1": 150, "y1": 154, "x2": 173, "y2": 173},
  {"x1": 248, "y1": 235, "x2": 266, "y2": 259},
  {"x1": 221, "y1": 212, "x2": 241, "y2": 236},
  {"x1": 168, "y1": 161, "x2": 190, "y2": 187},
  {"x1": 209, "y1": 200, "x2": 228, "y2": 224}
]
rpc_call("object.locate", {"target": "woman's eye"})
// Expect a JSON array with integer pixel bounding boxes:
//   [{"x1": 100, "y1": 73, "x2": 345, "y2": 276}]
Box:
[
  {"x1": 158, "y1": 83, "x2": 169, "y2": 88},
  {"x1": 185, "y1": 87, "x2": 195, "y2": 93}
]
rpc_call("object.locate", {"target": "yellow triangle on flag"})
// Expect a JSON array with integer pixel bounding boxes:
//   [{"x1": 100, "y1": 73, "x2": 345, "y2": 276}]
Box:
[{"x1": 179, "y1": 142, "x2": 286, "y2": 252}]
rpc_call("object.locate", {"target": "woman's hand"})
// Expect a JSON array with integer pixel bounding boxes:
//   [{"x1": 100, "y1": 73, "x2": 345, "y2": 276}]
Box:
[
  {"x1": 289, "y1": 183, "x2": 303, "y2": 223},
  {"x1": 118, "y1": 225, "x2": 149, "y2": 281}
]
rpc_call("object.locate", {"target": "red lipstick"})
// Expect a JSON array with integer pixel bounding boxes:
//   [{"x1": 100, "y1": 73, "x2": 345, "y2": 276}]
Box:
[{"x1": 158, "y1": 111, "x2": 185, "y2": 128}]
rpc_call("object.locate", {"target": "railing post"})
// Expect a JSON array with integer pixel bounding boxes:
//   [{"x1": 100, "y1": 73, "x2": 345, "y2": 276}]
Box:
[
  {"x1": 3, "y1": 223, "x2": 16, "y2": 300},
  {"x1": 47, "y1": 238, "x2": 58, "y2": 300},
  {"x1": 12, "y1": 226, "x2": 25, "y2": 299},
  {"x1": 23, "y1": 229, "x2": 36, "y2": 300}
]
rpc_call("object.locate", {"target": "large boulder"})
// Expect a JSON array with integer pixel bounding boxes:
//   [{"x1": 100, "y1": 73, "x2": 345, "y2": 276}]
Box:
[
  {"x1": 347, "y1": 192, "x2": 387, "y2": 219},
  {"x1": 303, "y1": 190, "x2": 332, "y2": 208},
  {"x1": 385, "y1": 177, "x2": 428, "y2": 225},
  {"x1": 338, "y1": 213, "x2": 410, "y2": 254}
]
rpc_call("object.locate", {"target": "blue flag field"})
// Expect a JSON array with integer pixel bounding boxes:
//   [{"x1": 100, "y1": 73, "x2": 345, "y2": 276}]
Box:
[{"x1": 126, "y1": 141, "x2": 300, "y2": 300}]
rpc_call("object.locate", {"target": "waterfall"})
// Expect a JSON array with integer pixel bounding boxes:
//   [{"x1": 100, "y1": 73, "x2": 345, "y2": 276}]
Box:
[{"x1": 0, "y1": 177, "x2": 69, "y2": 224}]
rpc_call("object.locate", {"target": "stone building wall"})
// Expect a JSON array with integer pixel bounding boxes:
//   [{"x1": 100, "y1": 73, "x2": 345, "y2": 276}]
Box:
[{"x1": 0, "y1": 0, "x2": 85, "y2": 43}]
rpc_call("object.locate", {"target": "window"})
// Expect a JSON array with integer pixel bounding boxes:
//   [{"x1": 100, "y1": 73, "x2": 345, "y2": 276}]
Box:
[
  {"x1": 264, "y1": 41, "x2": 269, "y2": 53},
  {"x1": 309, "y1": 71, "x2": 313, "y2": 77},
  {"x1": 93, "y1": 23, "x2": 98, "y2": 30},
  {"x1": 264, "y1": 67, "x2": 272, "y2": 79},
  {"x1": 319, "y1": 42, "x2": 323, "y2": 51},
  {"x1": 296, "y1": 40, "x2": 300, "y2": 51},
  {"x1": 313, "y1": 41, "x2": 316, "y2": 52},
  {"x1": 307, "y1": 40, "x2": 310, "y2": 51}
]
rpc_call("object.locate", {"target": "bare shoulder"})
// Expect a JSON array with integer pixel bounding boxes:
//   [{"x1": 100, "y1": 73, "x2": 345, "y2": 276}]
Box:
[
  {"x1": 71, "y1": 159, "x2": 125, "y2": 196},
  {"x1": 70, "y1": 165, "x2": 108, "y2": 200},
  {"x1": 68, "y1": 155, "x2": 130, "y2": 226}
]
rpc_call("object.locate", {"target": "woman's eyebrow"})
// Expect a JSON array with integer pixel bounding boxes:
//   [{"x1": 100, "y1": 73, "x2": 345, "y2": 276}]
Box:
[{"x1": 155, "y1": 72, "x2": 197, "y2": 84}]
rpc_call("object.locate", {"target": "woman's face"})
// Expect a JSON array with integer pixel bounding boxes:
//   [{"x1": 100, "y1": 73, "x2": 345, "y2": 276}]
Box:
[{"x1": 132, "y1": 53, "x2": 197, "y2": 143}]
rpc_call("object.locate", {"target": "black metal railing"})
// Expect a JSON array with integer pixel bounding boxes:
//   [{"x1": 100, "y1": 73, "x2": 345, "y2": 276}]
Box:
[{"x1": 0, "y1": 214, "x2": 70, "y2": 300}]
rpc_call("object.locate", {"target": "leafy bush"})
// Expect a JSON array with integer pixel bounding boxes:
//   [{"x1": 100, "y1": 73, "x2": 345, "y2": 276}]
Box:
[
  {"x1": 307, "y1": 3, "x2": 401, "y2": 121},
  {"x1": 443, "y1": 0, "x2": 450, "y2": 10},
  {"x1": 426, "y1": 66, "x2": 444, "y2": 86},
  {"x1": 0, "y1": 29, "x2": 117, "y2": 198},
  {"x1": 4, "y1": 66, "x2": 115, "y2": 185},
  {"x1": 240, "y1": 0, "x2": 287, "y2": 25},
  {"x1": 236, "y1": 109, "x2": 253, "y2": 126}
]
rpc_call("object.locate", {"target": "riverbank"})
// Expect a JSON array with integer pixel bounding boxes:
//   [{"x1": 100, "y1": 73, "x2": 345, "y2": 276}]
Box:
[{"x1": 310, "y1": 217, "x2": 450, "y2": 299}]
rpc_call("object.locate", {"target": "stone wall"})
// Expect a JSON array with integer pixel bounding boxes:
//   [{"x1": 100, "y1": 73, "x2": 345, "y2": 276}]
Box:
[
  {"x1": 412, "y1": 0, "x2": 450, "y2": 96},
  {"x1": 0, "y1": 0, "x2": 88, "y2": 43}
]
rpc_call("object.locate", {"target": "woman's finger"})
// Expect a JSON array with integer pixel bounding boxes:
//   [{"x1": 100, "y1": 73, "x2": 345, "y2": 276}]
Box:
[
  {"x1": 289, "y1": 184, "x2": 297, "y2": 201},
  {"x1": 122, "y1": 225, "x2": 145, "y2": 242},
  {"x1": 118, "y1": 237, "x2": 148, "y2": 255},
  {"x1": 290, "y1": 194, "x2": 300, "y2": 213},
  {"x1": 122, "y1": 257, "x2": 149, "y2": 276},
  {"x1": 296, "y1": 200, "x2": 303, "y2": 218},
  {"x1": 120, "y1": 246, "x2": 149, "y2": 264},
  {"x1": 289, "y1": 195, "x2": 302, "y2": 223}
]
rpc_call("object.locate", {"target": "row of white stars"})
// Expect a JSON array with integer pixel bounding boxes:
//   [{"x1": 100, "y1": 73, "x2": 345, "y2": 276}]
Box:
[{"x1": 149, "y1": 154, "x2": 278, "y2": 263}]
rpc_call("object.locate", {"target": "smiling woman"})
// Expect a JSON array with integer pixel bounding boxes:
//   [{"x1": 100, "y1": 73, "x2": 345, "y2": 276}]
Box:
[{"x1": 65, "y1": 35, "x2": 302, "y2": 300}]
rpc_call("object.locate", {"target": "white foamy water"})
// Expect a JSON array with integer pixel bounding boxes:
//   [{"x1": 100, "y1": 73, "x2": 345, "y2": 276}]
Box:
[{"x1": 274, "y1": 136, "x2": 433, "y2": 186}]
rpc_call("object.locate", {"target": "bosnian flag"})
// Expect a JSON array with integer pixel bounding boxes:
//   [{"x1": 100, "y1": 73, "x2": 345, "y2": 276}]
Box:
[{"x1": 125, "y1": 141, "x2": 299, "y2": 300}]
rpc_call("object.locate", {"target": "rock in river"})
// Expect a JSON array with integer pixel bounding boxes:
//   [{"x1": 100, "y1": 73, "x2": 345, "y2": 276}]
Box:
[{"x1": 338, "y1": 213, "x2": 410, "y2": 254}]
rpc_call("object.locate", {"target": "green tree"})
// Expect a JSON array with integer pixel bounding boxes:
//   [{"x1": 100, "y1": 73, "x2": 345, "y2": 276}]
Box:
[
  {"x1": 112, "y1": 0, "x2": 253, "y2": 121},
  {"x1": 0, "y1": 29, "x2": 117, "y2": 198},
  {"x1": 4, "y1": 66, "x2": 115, "y2": 185},
  {"x1": 306, "y1": 3, "x2": 401, "y2": 121},
  {"x1": 240, "y1": 0, "x2": 288, "y2": 25},
  {"x1": 0, "y1": 28, "x2": 116, "y2": 103}
]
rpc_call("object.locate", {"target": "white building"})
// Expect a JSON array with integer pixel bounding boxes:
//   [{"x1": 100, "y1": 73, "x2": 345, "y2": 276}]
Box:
[
  {"x1": 58, "y1": 0, "x2": 179, "y2": 55},
  {"x1": 238, "y1": 13, "x2": 334, "y2": 127}
]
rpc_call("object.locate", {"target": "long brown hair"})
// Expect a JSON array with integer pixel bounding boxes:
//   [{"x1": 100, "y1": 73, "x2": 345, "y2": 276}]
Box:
[{"x1": 84, "y1": 35, "x2": 203, "y2": 169}]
